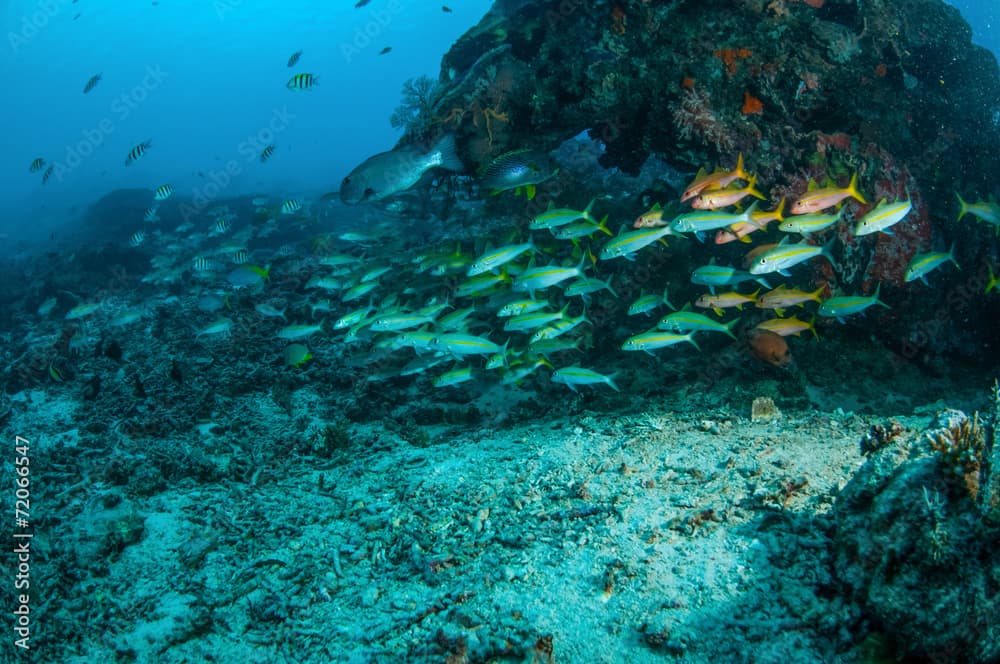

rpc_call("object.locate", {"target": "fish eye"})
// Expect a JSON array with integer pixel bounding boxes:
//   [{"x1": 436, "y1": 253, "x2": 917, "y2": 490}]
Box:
[
  {"x1": 342, "y1": 176, "x2": 351, "y2": 184},
  {"x1": 362, "y1": 187, "x2": 375, "y2": 200}
]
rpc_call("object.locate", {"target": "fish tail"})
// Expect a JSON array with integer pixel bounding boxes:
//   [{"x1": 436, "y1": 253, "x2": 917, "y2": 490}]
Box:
[
  {"x1": 872, "y1": 282, "x2": 890, "y2": 309},
  {"x1": 808, "y1": 316, "x2": 819, "y2": 340},
  {"x1": 810, "y1": 285, "x2": 825, "y2": 302},
  {"x1": 847, "y1": 172, "x2": 867, "y2": 205},
  {"x1": 685, "y1": 333, "x2": 701, "y2": 352},
  {"x1": 732, "y1": 152, "x2": 749, "y2": 182},
  {"x1": 746, "y1": 173, "x2": 766, "y2": 200},
  {"x1": 662, "y1": 286, "x2": 675, "y2": 311},
  {"x1": 986, "y1": 264, "x2": 998, "y2": 294},
  {"x1": 596, "y1": 214, "x2": 612, "y2": 236},
  {"x1": 955, "y1": 192, "x2": 968, "y2": 221},
  {"x1": 947, "y1": 241, "x2": 960, "y2": 268},
  {"x1": 582, "y1": 198, "x2": 597, "y2": 223},
  {"x1": 723, "y1": 318, "x2": 739, "y2": 340}
]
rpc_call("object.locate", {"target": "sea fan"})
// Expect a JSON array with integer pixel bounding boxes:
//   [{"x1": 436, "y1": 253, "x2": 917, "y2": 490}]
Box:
[{"x1": 389, "y1": 75, "x2": 439, "y2": 137}]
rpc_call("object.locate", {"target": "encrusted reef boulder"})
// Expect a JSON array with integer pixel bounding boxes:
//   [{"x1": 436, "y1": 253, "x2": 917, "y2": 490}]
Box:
[
  {"x1": 833, "y1": 400, "x2": 1000, "y2": 661},
  {"x1": 392, "y1": 0, "x2": 1000, "y2": 360}
]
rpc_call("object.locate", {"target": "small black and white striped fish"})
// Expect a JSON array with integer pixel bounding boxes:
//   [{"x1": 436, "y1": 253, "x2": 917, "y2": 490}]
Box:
[
  {"x1": 82, "y1": 73, "x2": 102, "y2": 94},
  {"x1": 287, "y1": 50, "x2": 302, "y2": 67},
  {"x1": 143, "y1": 206, "x2": 160, "y2": 222},
  {"x1": 212, "y1": 218, "x2": 232, "y2": 235},
  {"x1": 231, "y1": 248, "x2": 250, "y2": 264},
  {"x1": 260, "y1": 144, "x2": 276, "y2": 162},
  {"x1": 286, "y1": 73, "x2": 318, "y2": 90},
  {"x1": 280, "y1": 199, "x2": 302, "y2": 215},
  {"x1": 192, "y1": 256, "x2": 216, "y2": 271},
  {"x1": 125, "y1": 140, "x2": 151, "y2": 166},
  {"x1": 153, "y1": 184, "x2": 174, "y2": 201},
  {"x1": 41, "y1": 165, "x2": 54, "y2": 184},
  {"x1": 29, "y1": 157, "x2": 45, "y2": 173},
  {"x1": 129, "y1": 231, "x2": 145, "y2": 247}
]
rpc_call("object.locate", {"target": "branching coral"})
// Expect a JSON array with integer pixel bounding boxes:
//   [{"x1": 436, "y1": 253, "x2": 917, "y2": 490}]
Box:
[
  {"x1": 390, "y1": 75, "x2": 440, "y2": 139},
  {"x1": 928, "y1": 412, "x2": 986, "y2": 501}
]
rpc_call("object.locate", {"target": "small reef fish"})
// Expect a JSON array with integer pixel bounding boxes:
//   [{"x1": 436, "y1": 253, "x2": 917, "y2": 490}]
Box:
[
  {"x1": 41, "y1": 165, "x2": 54, "y2": 184},
  {"x1": 748, "y1": 238, "x2": 836, "y2": 277},
  {"x1": 153, "y1": 184, "x2": 174, "y2": 201},
  {"x1": 65, "y1": 302, "x2": 102, "y2": 320},
  {"x1": 281, "y1": 199, "x2": 302, "y2": 215},
  {"x1": 754, "y1": 316, "x2": 818, "y2": 339},
  {"x1": 551, "y1": 216, "x2": 611, "y2": 239},
  {"x1": 283, "y1": 344, "x2": 312, "y2": 368},
  {"x1": 779, "y1": 207, "x2": 844, "y2": 238},
  {"x1": 37, "y1": 297, "x2": 57, "y2": 316},
  {"x1": 681, "y1": 153, "x2": 750, "y2": 202},
  {"x1": 125, "y1": 140, "x2": 152, "y2": 166},
  {"x1": 622, "y1": 330, "x2": 700, "y2": 353},
  {"x1": 904, "y1": 243, "x2": 959, "y2": 284},
  {"x1": 340, "y1": 134, "x2": 463, "y2": 204},
  {"x1": 29, "y1": 157, "x2": 45, "y2": 173},
  {"x1": 688, "y1": 174, "x2": 765, "y2": 210},
  {"x1": 110, "y1": 307, "x2": 145, "y2": 327},
  {"x1": 255, "y1": 303, "x2": 287, "y2": 320},
  {"x1": 599, "y1": 225, "x2": 674, "y2": 261},
  {"x1": 287, "y1": 73, "x2": 318, "y2": 90},
  {"x1": 197, "y1": 318, "x2": 233, "y2": 337},
  {"x1": 854, "y1": 195, "x2": 912, "y2": 236},
  {"x1": 478, "y1": 148, "x2": 558, "y2": 199},
  {"x1": 431, "y1": 333, "x2": 504, "y2": 356},
  {"x1": 497, "y1": 299, "x2": 549, "y2": 317},
  {"x1": 287, "y1": 50, "x2": 302, "y2": 67},
  {"x1": 756, "y1": 285, "x2": 824, "y2": 316},
  {"x1": 143, "y1": 206, "x2": 160, "y2": 223},
  {"x1": 82, "y1": 73, "x2": 101, "y2": 94},
  {"x1": 790, "y1": 173, "x2": 866, "y2": 214},
  {"x1": 671, "y1": 202, "x2": 760, "y2": 240},
  {"x1": 746, "y1": 328, "x2": 792, "y2": 367},
  {"x1": 433, "y1": 366, "x2": 474, "y2": 388},
  {"x1": 129, "y1": 231, "x2": 145, "y2": 247},
  {"x1": 530, "y1": 200, "x2": 597, "y2": 230},
  {"x1": 634, "y1": 202, "x2": 668, "y2": 229},
  {"x1": 277, "y1": 323, "x2": 324, "y2": 339},
  {"x1": 226, "y1": 264, "x2": 269, "y2": 288},
  {"x1": 379, "y1": 47, "x2": 392, "y2": 55},
  {"x1": 955, "y1": 193, "x2": 1000, "y2": 230},
  {"x1": 658, "y1": 309, "x2": 737, "y2": 339},
  {"x1": 691, "y1": 260, "x2": 771, "y2": 293},
  {"x1": 551, "y1": 366, "x2": 619, "y2": 392},
  {"x1": 695, "y1": 290, "x2": 757, "y2": 316},
  {"x1": 817, "y1": 284, "x2": 889, "y2": 322},
  {"x1": 564, "y1": 276, "x2": 616, "y2": 298},
  {"x1": 513, "y1": 257, "x2": 586, "y2": 298},
  {"x1": 628, "y1": 287, "x2": 673, "y2": 316},
  {"x1": 467, "y1": 241, "x2": 536, "y2": 276},
  {"x1": 260, "y1": 145, "x2": 276, "y2": 162}
]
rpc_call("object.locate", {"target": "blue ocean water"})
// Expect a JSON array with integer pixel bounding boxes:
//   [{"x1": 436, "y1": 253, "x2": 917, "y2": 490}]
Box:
[
  {"x1": 1, "y1": 0, "x2": 995, "y2": 249},
  {"x1": 0, "y1": 0, "x2": 492, "y2": 248}
]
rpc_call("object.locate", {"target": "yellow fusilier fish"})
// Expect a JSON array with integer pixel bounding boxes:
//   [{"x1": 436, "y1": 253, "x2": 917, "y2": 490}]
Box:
[
  {"x1": 671, "y1": 201, "x2": 760, "y2": 241},
  {"x1": 628, "y1": 287, "x2": 674, "y2": 316},
  {"x1": 497, "y1": 299, "x2": 549, "y2": 317},
  {"x1": 790, "y1": 173, "x2": 866, "y2": 214},
  {"x1": 781, "y1": 207, "x2": 845, "y2": 238},
  {"x1": 433, "y1": 365, "x2": 474, "y2": 388},
  {"x1": 277, "y1": 322, "x2": 325, "y2": 340},
  {"x1": 657, "y1": 308, "x2": 738, "y2": 339},
  {"x1": 529, "y1": 199, "x2": 598, "y2": 230},
  {"x1": 689, "y1": 173, "x2": 765, "y2": 210},
  {"x1": 621, "y1": 330, "x2": 700, "y2": 354},
  {"x1": 467, "y1": 240, "x2": 536, "y2": 276},
  {"x1": 633, "y1": 202, "x2": 668, "y2": 229},
  {"x1": 551, "y1": 366, "x2": 619, "y2": 392},
  {"x1": 748, "y1": 237, "x2": 836, "y2": 277},
  {"x1": 599, "y1": 224, "x2": 675, "y2": 261},
  {"x1": 754, "y1": 316, "x2": 818, "y2": 339},
  {"x1": 432, "y1": 334, "x2": 505, "y2": 357},
  {"x1": 756, "y1": 284, "x2": 824, "y2": 317},
  {"x1": 854, "y1": 194, "x2": 912, "y2": 236},
  {"x1": 714, "y1": 199, "x2": 785, "y2": 244},
  {"x1": 904, "y1": 243, "x2": 959, "y2": 285},
  {"x1": 681, "y1": 153, "x2": 750, "y2": 202},
  {"x1": 817, "y1": 284, "x2": 889, "y2": 322},
  {"x1": 513, "y1": 257, "x2": 586, "y2": 299},
  {"x1": 695, "y1": 289, "x2": 758, "y2": 316},
  {"x1": 956, "y1": 193, "x2": 1000, "y2": 233}
]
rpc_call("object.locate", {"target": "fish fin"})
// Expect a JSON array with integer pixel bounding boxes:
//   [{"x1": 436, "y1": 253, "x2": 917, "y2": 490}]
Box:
[
  {"x1": 746, "y1": 174, "x2": 766, "y2": 200},
  {"x1": 723, "y1": 319, "x2": 739, "y2": 340},
  {"x1": 739, "y1": 235, "x2": 752, "y2": 243},
  {"x1": 526, "y1": 184, "x2": 537, "y2": 200},
  {"x1": 712, "y1": 307, "x2": 723, "y2": 317},
  {"x1": 755, "y1": 277, "x2": 772, "y2": 290},
  {"x1": 847, "y1": 172, "x2": 867, "y2": 204},
  {"x1": 597, "y1": 214, "x2": 612, "y2": 236},
  {"x1": 881, "y1": 228, "x2": 894, "y2": 236},
  {"x1": 662, "y1": 286, "x2": 675, "y2": 311},
  {"x1": 733, "y1": 153, "x2": 748, "y2": 181},
  {"x1": 431, "y1": 135, "x2": 463, "y2": 172},
  {"x1": 778, "y1": 269, "x2": 792, "y2": 278},
  {"x1": 686, "y1": 334, "x2": 701, "y2": 352},
  {"x1": 774, "y1": 308, "x2": 785, "y2": 317}
]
